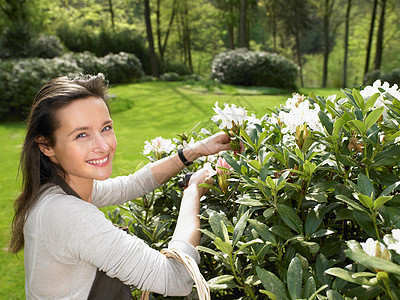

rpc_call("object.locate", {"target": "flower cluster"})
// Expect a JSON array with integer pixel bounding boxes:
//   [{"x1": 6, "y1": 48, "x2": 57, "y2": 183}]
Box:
[
  {"x1": 211, "y1": 102, "x2": 248, "y2": 131},
  {"x1": 278, "y1": 93, "x2": 324, "y2": 135}
]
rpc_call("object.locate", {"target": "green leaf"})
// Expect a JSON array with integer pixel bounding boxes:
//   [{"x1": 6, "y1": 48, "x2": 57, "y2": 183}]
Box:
[
  {"x1": 335, "y1": 195, "x2": 367, "y2": 212},
  {"x1": 326, "y1": 289, "x2": 344, "y2": 300},
  {"x1": 207, "y1": 275, "x2": 237, "y2": 290},
  {"x1": 356, "y1": 194, "x2": 374, "y2": 209},
  {"x1": 305, "y1": 210, "x2": 323, "y2": 237},
  {"x1": 276, "y1": 203, "x2": 303, "y2": 234},
  {"x1": 196, "y1": 245, "x2": 220, "y2": 257},
  {"x1": 287, "y1": 257, "x2": 302, "y2": 300},
  {"x1": 318, "y1": 110, "x2": 333, "y2": 135},
  {"x1": 324, "y1": 267, "x2": 377, "y2": 286},
  {"x1": 353, "y1": 88, "x2": 365, "y2": 110},
  {"x1": 381, "y1": 181, "x2": 400, "y2": 196},
  {"x1": 364, "y1": 106, "x2": 384, "y2": 130},
  {"x1": 256, "y1": 267, "x2": 290, "y2": 300},
  {"x1": 373, "y1": 195, "x2": 393, "y2": 210},
  {"x1": 357, "y1": 173, "x2": 375, "y2": 198},
  {"x1": 303, "y1": 276, "x2": 316, "y2": 298},
  {"x1": 364, "y1": 93, "x2": 379, "y2": 111},
  {"x1": 209, "y1": 211, "x2": 228, "y2": 240},
  {"x1": 233, "y1": 210, "x2": 250, "y2": 245},
  {"x1": 213, "y1": 237, "x2": 232, "y2": 254},
  {"x1": 347, "y1": 119, "x2": 366, "y2": 135},
  {"x1": 248, "y1": 219, "x2": 277, "y2": 244},
  {"x1": 222, "y1": 152, "x2": 241, "y2": 174},
  {"x1": 236, "y1": 193, "x2": 265, "y2": 206},
  {"x1": 198, "y1": 183, "x2": 224, "y2": 194},
  {"x1": 236, "y1": 238, "x2": 263, "y2": 254},
  {"x1": 345, "y1": 245, "x2": 400, "y2": 275},
  {"x1": 316, "y1": 254, "x2": 331, "y2": 286},
  {"x1": 333, "y1": 116, "x2": 346, "y2": 136},
  {"x1": 248, "y1": 160, "x2": 261, "y2": 172}
]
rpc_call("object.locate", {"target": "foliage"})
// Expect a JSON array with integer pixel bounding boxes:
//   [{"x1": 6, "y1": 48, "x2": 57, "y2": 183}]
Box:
[
  {"x1": 211, "y1": 48, "x2": 299, "y2": 90},
  {"x1": 0, "y1": 52, "x2": 144, "y2": 120},
  {"x1": 160, "y1": 72, "x2": 182, "y2": 82},
  {"x1": 109, "y1": 79, "x2": 400, "y2": 299},
  {"x1": 364, "y1": 69, "x2": 400, "y2": 86},
  {"x1": 56, "y1": 24, "x2": 151, "y2": 74}
]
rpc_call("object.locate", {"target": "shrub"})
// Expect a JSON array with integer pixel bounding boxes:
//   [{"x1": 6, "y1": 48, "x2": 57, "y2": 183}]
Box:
[
  {"x1": 364, "y1": 69, "x2": 400, "y2": 86},
  {"x1": 0, "y1": 52, "x2": 144, "y2": 120},
  {"x1": 101, "y1": 52, "x2": 144, "y2": 84},
  {"x1": 0, "y1": 57, "x2": 82, "y2": 120},
  {"x1": 109, "y1": 80, "x2": 400, "y2": 299},
  {"x1": 30, "y1": 34, "x2": 65, "y2": 58},
  {"x1": 159, "y1": 72, "x2": 181, "y2": 82},
  {"x1": 211, "y1": 48, "x2": 299, "y2": 90}
]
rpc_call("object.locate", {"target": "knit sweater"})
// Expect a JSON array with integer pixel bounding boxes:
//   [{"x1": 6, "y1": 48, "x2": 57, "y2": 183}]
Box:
[{"x1": 24, "y1": 164, "x2": 200, "y2": 299}]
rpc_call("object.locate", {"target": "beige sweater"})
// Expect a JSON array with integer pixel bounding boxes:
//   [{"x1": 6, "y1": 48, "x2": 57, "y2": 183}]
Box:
[{"x1": 24, "y1": 164, "x2": 200, "y2": 299}]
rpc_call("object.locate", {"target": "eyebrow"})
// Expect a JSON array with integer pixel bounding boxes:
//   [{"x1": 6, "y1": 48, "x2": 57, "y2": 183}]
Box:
[{"x1": 68, "y1": 120, "x2": 113, "y2": 137}]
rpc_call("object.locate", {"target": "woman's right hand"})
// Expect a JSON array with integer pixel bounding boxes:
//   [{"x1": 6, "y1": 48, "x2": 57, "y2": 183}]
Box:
[{"x1": 186, "y1": 167, "x2": 214, "y2": 196}]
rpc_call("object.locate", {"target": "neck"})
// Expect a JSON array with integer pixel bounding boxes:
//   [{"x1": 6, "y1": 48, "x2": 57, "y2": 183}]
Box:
[{"x1": 66, "y1": 177, "x2": 94, "y2": 203}]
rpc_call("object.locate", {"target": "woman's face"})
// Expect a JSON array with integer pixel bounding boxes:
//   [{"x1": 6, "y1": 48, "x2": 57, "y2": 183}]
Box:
[{"x1": 46, "y1": 97, "x2": 117, "y2": 188}]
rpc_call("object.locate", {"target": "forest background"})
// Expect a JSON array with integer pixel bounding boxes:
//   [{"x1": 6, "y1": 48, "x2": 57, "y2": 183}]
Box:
[{"x1": 0, "y1": 0, "x2": 399, "y2": 89}]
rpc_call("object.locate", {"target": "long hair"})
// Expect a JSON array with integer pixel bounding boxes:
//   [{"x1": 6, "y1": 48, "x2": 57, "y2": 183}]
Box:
[{"x1": 8, "y1": 73, "x2": 109, "y2": 253}]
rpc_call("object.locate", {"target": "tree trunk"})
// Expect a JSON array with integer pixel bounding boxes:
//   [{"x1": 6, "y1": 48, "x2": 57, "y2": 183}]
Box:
[
  {"x1": 183, "y1": 0, "x2": 193, "y2": 72},
  {"x1": 322, "y1": 0, "x2": 334, "y2": 88},
  {"x1": 228, "y1": 2, "x2": 235, "y2": 49},
  {"x1": 239, "y1": 0, "x2": 247, "y2": 48},
  {"x1": 294, "y1": 2, "x2": 303, "y2": 87},
  {"x1": 156, "y1": 0, "x2": 176, "y2": 70},
  {"x1": 342, "y1": 0, "x2": 351, "y2": 88},
  {"x1": 374, "y1": 0, "x2": 386, "y2": 70},
  {"x1": 143, "y1": 0, "x2": 158, "y2": 77},
  {"x1": 108, "y1": 0, "x2": 115, "y2": 31},
  {"x1": 363, "y1": 0, "x2": 378, "y2": 82}
]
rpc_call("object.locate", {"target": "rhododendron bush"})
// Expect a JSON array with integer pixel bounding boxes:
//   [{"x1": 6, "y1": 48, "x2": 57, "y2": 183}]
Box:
[{"x1": 109, "y1": 80, "x2": 400, "y2": 299}]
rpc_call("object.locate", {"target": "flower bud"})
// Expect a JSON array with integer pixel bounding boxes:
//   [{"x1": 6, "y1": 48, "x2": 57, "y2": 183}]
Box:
[{"x1": 295, "y1": 124, "x2": 308, "y2": 150}]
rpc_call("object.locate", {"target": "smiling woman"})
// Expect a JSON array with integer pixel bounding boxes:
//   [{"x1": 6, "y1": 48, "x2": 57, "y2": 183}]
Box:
[{"x1": 7, "y1": 73, "x2": 234, "y2": 299}]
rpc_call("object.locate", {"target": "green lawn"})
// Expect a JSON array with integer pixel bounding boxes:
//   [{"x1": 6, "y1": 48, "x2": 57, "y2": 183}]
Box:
[{"x1": 0, "y1": 81, "x2": 341, "y2": 299}]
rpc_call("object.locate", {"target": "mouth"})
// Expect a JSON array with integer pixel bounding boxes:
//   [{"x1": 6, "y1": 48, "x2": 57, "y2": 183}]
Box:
[{"x1": 86, "y1": 155, "x2": 109, "y2": 166}]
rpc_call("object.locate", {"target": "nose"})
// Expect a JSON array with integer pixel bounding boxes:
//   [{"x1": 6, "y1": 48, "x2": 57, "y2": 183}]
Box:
[{"x1": 93, "y1": 133, "x2": 109, "y2": 152}]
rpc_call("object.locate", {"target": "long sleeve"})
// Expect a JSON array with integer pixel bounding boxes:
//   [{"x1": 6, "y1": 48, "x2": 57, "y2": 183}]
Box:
[
  {"x1": 24, "y1": 186, "x2": 199, "y2": 299},
  {"x1": 91, "y1": 163, "x2": 161, "y2": 207}
]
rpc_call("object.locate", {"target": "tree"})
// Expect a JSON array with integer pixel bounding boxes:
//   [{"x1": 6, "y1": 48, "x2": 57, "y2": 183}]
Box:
[
  {"x1": 108, "y1": 0, "x2": 115, "y2": 31},
  {"x1": 176, "y1": 0, "x2": 193, "y2": 72},
  {"x1": 143, "y1": 0, "x2": 159, "y2": 77},
  {"x1": 280, "y1": 0, "x2": 313, "y2": 87},
  {"x1": 156, "y1": 0, "x2": 177, "y2": 69},
  {"x1": 239, "y1": 0, "x2": 248, "y2": 48},
  {"x1": 373, "y1": 0, "x2": 386, "y2": 70},
  {"x1": 363, "y1": 0, "x2": 378, "y2": 82},
  {"x1": 342, "y1": 0, "x2": 352, "y2": 88}
]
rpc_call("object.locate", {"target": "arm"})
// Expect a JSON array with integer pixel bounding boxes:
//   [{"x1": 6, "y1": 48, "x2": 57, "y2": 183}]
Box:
[
  {"x1": 150, "y1": 132, "x2": 232, "y2": 185},
  {"x1": 171, "y1": 168, "x2": 212, "y2": 247}
]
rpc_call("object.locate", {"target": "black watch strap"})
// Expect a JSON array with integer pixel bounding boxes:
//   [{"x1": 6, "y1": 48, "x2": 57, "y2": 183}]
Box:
[{"x1": 178, "y1": 149, "x2": 192, "y2": 166}]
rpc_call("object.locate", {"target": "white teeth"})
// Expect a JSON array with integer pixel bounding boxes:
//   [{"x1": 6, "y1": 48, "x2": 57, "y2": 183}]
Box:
[{"x1": 87, "y1": 156, "x2": 108, "y2": 165}]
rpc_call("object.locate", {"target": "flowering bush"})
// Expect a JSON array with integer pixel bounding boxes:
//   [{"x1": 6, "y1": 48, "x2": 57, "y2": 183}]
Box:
[{"x1": 111, "y1": 79, "x2": 400, "y2": 299}]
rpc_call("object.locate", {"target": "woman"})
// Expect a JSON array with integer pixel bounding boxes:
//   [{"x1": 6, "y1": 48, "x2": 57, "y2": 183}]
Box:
[{"x1": 8, "y1": 74, "x2": 233, "y2": 299}]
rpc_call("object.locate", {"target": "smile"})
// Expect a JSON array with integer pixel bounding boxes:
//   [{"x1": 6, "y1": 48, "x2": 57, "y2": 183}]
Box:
[{"x1": 86, "y1": 156, "x2": 109, "y2": 165}]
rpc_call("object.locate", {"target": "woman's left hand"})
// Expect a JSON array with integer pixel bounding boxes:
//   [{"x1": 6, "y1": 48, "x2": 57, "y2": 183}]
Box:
[{"x1": 189, "y1": 132, "x2": 243, "y2": 158}]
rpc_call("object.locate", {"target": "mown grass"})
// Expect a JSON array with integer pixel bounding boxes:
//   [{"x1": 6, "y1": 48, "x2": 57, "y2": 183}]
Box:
[{"x1": 0, "y1": 81, "x2": 341, "y2": 299}]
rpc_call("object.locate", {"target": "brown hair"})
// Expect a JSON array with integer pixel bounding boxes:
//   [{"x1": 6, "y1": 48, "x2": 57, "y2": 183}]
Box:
[{"x1": 8, "y1": 73, "x2": 109, "y2": 253}]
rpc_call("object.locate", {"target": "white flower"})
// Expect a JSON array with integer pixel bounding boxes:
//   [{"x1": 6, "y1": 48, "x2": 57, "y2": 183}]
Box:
[
  {"x1": 360, "y1": 80, "x2": 400, "y2": 118},
  {"x1": 279, "y1": 99, "x2": 323, "y2": 135},
  {"x1": 360, "y1": 238, "x2": 391, "y2": 260},
  {"x1": 384, "y1": 229, "x2": 400, "y2": 255},
  {"x1": 200, "y1": 128, "x2": 211, "y2": 136},
  {"x1": 182, "y1": 137, "x2": 196, "y2": 148},
  {"x1": 143, "y1": 136, "x2": 175, "y2": 155},
  {"x1": 211, "y1": 102, "x2": 248, "y2": 130}
]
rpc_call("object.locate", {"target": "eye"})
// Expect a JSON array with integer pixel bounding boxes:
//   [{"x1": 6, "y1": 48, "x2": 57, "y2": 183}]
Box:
[
  {"x1": 76, "y1": 132, "x2": 87, "y2": 139},
  {"x1": 102, "y1": 125, "x2": 113, "y2": 132}
]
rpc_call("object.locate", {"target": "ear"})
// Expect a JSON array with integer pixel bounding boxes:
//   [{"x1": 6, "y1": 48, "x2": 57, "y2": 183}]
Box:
[{"x1": 35, "y1": 136, "x2": 55, "y2": 158}]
